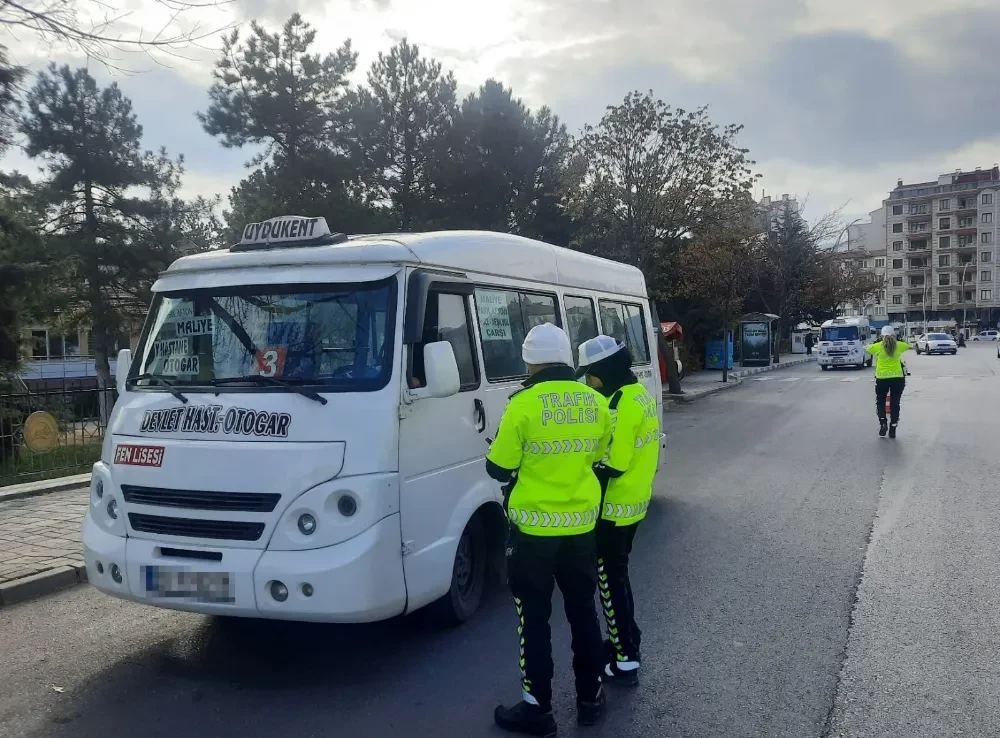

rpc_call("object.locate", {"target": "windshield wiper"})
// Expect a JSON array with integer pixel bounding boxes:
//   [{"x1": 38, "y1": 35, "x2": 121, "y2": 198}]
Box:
[
  {"x1": 127, "y1": 373, "x2": 189, "y2": 404},
  {"x1": 211, "y1": 376, "x2": 328, "y2": 405}
]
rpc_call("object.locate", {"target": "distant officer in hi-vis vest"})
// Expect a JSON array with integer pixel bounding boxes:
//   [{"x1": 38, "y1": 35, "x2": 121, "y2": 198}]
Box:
[
  {"x1": 577, "y1": 335, "x2": 660, "y2": 687},
  {"x1": 486, "y1": 323, "x2": 613, "y2": 737}
]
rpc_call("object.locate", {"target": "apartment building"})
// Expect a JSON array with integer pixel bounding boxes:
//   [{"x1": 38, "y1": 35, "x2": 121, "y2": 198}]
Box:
[
  {"x1": 883, "y1": 166, "x2": 1000, "y2": 334},
  {"x1": 759, "y1": 193, "x2": 799, "y2": 228},
  {"x1": 837, "y1": 207, "x2": 888, "y2": 324}
]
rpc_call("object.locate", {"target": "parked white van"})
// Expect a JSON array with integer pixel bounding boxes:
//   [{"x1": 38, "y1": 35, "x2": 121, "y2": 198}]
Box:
[
  {"x1": 817, "y1": 316, "x2": 876, "y2": 370},
  {"x1": 81, "y1": 217, "x2": 664, "y2": 624}
]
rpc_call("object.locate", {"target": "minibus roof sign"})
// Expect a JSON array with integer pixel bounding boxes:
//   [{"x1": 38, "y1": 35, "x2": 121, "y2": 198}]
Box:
[{"x1": 231, "y1": 215, "x2": 349, "y2": 252}]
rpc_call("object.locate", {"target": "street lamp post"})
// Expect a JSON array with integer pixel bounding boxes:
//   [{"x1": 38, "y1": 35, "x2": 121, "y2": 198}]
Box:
[
  {"x1": 961, "y1": 260, "x2": 974, "y2": 335},
  {"x1": 833, "y1": 219, "x2": 864, "y2": 252},
  {"x1": 922, "y1": 266, "x2": 929, "y2": 335}
]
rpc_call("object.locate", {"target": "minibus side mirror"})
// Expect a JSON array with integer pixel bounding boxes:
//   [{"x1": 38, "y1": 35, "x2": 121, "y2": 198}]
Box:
[
  {"x1": 116, "y1": 348, "x2": 133, "y2": 396},
  {"x1": 423, "y1": 341, "x2": 461, "y2": 398}
]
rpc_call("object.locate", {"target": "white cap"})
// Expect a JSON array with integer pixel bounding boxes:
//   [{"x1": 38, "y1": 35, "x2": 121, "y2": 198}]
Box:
[
  {"x1": 577, "y1": 335, "x2": 626, "y2": 369},
  {"x1": 521, "y1": 323, "x2": 573, "y2": 367},
  {"x1": 881, "y1": 325, "x2": 896, "y2": 337}
]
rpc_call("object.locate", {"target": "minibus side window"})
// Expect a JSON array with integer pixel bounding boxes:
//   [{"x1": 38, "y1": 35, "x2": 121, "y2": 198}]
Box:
[
  {"x1": 564, "y1": 295, "x2": 598, "y2": 366},
  {"x1": 598, "y1": 300, "x2": 651, "y2": 364},
  {"x1": 409, "y1": 292, "x2": 480, "y2": 390},
  {"x1": 473, "y1": 287, "x2": 559, "y2": 381}
]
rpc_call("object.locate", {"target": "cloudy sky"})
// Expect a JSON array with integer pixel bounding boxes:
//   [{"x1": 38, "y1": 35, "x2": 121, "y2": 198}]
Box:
[{"x1": 4, "y1": 0, "x2": 1000, "y2": 226}]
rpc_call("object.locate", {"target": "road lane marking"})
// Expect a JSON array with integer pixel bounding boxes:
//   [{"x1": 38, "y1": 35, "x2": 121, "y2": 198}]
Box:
[
  {"x1": 810, "y1": 378, "x2": 831, "y2": 382},
  {"x1": 840, "y1": 377, "x2": 859, "y2": 382},
  {"x1": 778, "y1": 377, "x2": 800, "y2": 382},
  {"x1": 751, "y1": 377, "x2": 773, "y2": 381}
]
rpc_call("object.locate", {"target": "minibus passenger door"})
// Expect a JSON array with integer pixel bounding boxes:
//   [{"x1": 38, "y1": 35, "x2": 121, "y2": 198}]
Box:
[{"x1": 398, "y1": 275, "x2": 489, "y2": 611}]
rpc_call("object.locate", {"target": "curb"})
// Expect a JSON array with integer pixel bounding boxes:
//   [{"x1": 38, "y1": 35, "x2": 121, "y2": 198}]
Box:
[
  {"x1": 663, "y1": 356, "x2": 816, "y2": 404},
  {"x1": 0, "y1": 563, "x2": 88, "y2": 608},
  {"x1": 0, "y1": 474, "x2": 91, "y2": 504},
  {"x1": 664, "y1": 376, "x2": 743, "y2": 404}
]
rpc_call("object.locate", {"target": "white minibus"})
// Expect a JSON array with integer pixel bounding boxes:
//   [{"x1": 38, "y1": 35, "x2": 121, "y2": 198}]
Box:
[
  {"x1": 81, "y1": 216, "x2": 664, "y2": 623},
  {"x1": 817, "y1": 316, "x2": 875, "y2": 370}
]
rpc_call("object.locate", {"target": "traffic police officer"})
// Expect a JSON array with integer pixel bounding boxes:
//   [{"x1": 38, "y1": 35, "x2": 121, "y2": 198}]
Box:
[
  {"x1": 487, "y1": 322, "x2": 613, "y2": 737},
  {"x1": 577, "y1": 335, "x2": 660, "y2": 687}
]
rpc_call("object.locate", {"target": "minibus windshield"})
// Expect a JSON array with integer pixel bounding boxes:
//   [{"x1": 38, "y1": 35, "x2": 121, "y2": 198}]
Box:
[
  {"x1": 820, "y1": 326, "x2": 859, "y2": 342},
  {"x1": 131, "y1": 279, "x2": 394, "y2": 391}
]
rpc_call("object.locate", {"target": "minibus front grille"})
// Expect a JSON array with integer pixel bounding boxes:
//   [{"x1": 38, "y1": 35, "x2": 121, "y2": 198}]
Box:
[
  {"x1": 128, "y1": 514, "x2": 266, "y2": 542},
  {"x1": 121, "y1": 485, "x2": 280, "y2": 513}
]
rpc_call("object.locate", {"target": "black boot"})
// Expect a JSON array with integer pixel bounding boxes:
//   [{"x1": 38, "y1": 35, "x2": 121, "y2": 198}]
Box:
[
  {"x1": 494, "y1": 701, "x2": 557, "y2": 737},
  {"x1": 604, "y1": 659, "x2": 640, "y2": 687},
  {"x1": 879, "y1": 418, "x2": 888, "y2": 437},
  {"x1": 888, "y1": 423, "x2": 897, "y2": 439},
  {"x1": 577, "y1": 686, "x2": 607, "y2": 726}
]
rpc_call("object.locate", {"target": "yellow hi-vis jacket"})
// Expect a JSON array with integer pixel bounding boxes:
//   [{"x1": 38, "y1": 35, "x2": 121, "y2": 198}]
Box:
[
  {"x1": 601, "y1": 382, "x2": 660, "y2": 526},
  {"x1": 487, "y1": 366, "x2": 612, "y2": 536}
]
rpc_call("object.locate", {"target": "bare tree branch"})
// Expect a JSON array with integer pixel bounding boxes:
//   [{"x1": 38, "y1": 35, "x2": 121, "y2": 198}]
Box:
[{"x1": 0, "y1": 0, "x2": 237, "y2": 71}]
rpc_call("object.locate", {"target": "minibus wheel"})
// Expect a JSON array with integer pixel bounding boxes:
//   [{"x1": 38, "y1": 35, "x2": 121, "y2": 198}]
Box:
[{"x1": 430, "y1": 516, "x2": 487, "y2": 625}]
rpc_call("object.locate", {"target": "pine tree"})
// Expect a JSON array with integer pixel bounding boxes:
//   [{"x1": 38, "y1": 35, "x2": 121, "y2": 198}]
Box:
[
  {"x1": 435, "y1": 80, "x2": 573, "y2": 240},
  {"x1": 350, "y1": 39, "x2": 456, "y2": 230},
  {"x1": 20, "y1": 64, "x2": 205, "y2": 421},
  {"x1": 199, "y1": 14, "x2": 370, "y2": 231}
]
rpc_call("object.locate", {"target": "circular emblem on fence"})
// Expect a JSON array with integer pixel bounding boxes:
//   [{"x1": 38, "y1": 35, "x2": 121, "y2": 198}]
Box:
[{"x1": 24, "y1": 411, "x2": 59, "y2": 453}]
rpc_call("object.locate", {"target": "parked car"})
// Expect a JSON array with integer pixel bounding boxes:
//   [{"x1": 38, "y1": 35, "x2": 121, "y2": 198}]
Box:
[
  {"x1": 915, "y1": 333, "x2": 958, "y2": 355},
  {"x1": 972, "y1": 330, "x2": 999, "y2": 341}
]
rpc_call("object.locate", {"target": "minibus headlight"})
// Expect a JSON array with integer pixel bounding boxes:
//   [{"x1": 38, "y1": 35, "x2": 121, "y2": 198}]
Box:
[{"x1": 297, "y1": 514, "x2": 317, "y2": 535}]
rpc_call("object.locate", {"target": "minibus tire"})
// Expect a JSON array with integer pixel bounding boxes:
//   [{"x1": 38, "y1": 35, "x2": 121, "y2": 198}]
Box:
[{"x1": 429, "y1": 517, "x2": 487, "y2": 626}]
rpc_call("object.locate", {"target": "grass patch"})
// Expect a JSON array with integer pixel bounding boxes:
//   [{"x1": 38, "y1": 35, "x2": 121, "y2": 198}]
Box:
[{"x1": 0, "y1": 442, "x2": 102, "y2": 488}]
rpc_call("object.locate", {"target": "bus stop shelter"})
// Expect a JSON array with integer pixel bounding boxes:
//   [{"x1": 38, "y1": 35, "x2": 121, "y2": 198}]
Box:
[{"x1": 740, "y1": 313, "x2": 779, "y2": 367}]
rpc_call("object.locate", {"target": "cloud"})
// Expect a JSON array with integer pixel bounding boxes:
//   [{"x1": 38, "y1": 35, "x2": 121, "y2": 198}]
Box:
[{"x1": 4, "y1": 0, "x2": 1000, "y2": 226}]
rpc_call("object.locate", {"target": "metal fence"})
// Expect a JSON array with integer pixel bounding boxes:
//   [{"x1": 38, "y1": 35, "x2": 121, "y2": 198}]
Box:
[{"x1": 0, "y1": 368, "x2": 113, "y2": 487}]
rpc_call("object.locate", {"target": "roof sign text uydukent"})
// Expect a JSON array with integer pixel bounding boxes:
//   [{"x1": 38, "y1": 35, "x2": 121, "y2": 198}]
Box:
[{"x1": 240, "y1": 216, "x2": 330, "y2": 246}]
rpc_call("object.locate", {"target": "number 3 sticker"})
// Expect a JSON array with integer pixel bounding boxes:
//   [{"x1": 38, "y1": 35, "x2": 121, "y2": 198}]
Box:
[{"x1": 254, "y1": 347, "x2": 287, "y2": 377}]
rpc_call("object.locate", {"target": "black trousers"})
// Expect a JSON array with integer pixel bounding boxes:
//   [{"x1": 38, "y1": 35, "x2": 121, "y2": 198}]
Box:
[
  {"x1": 875, "y1": 377, "x2": 905, "y2": 423},
  {"x1": 596, "y1": 519, "x2": 642, "y2": 663},
  {"x1": 507, "y1": 529, "x2": 603, "y2": 710}
]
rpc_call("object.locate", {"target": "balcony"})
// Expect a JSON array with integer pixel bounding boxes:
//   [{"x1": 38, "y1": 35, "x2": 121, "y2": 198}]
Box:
[
  {"x1": 907, "y1": 264, "x2": 930, "y2": 273},
  {"x1": 906, "y1": 211, "x2": 932, "y2": 221},
  {"x1": 956, "y1": 240, "x2": 978, "y2": 249},
  {"x1": 906, "y1": 283, "x2": 927, "y2": 292}
]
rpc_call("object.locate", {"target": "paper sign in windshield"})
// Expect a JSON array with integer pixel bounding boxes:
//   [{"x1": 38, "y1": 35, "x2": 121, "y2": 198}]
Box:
[
  {"x1": 477, "y1": 290, "x2": 513, "y2": 342},
  {"x1": 173, "y1": 317, "x2": 214, "y2": 337},
  {"x1": 162, "y1": 356, "x2": 200, "y2": 375},
  {"x1": 151, "y1": 338, "x2": 192, "y2": 360}
]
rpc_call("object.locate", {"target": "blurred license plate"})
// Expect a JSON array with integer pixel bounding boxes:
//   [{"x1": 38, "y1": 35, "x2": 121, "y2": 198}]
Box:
[
  {"x1": 143, "y1": 566, "x2": 233, "y2": 603},
  {"x1": 833, "y1": 358, "x2": 845, "y2": 364}
]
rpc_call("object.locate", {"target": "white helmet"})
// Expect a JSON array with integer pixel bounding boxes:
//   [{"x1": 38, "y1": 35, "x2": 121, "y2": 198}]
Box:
[
  {"x1": 521, "y1": 323, "x2": 573, "y2": 367},
  {"x1": 577, "y1": 335, "x2": 626, "y2": 371},
  {"x1": 881, "y1": 325, "x2": 896, "y2": 337}
]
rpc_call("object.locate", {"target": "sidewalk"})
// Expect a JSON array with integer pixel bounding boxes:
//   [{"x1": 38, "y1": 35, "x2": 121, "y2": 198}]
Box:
[
  {"x1": 665, "y1": 354, "x2": 816, "y2": 403},
  {"x1": 0, "y1": 486, "x2": 88, "y2": 607}
]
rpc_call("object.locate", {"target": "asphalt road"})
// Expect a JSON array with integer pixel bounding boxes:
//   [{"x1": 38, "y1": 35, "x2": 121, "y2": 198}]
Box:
[{"x1": 2, "y1": 344, "x2": 999, "y2": 738}]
